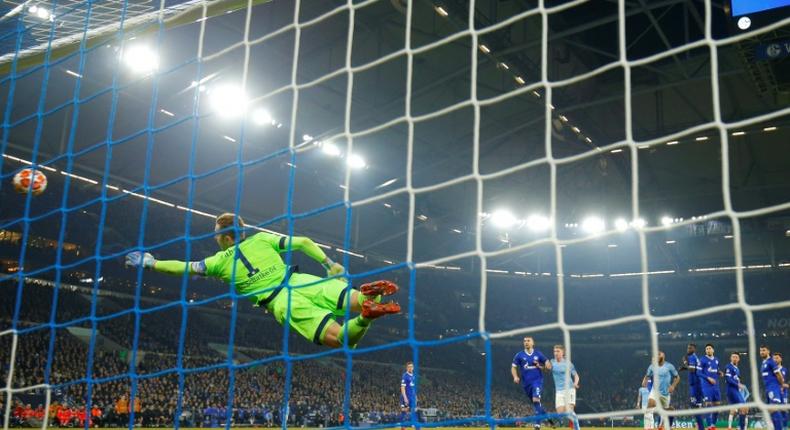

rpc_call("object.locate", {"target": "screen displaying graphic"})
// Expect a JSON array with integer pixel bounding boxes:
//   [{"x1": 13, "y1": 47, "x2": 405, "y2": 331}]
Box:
[{"x1": 731, "y1": 0, "x2": 790, "y2": 16}]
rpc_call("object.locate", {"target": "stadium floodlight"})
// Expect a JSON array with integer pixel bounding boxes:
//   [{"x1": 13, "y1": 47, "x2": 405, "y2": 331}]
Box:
[
  {"x1": 525, "y1": 215, "x2": 550, "y2": 232},
  {"x1": 190, "y1": 81, "x2": 207, "y2": 92},
  {"x1": 490, "y1": 209, "x2": 518, "y2": 229},
  {"x1": 29, "y1": 5, "x2": 51, "y2": 20},
  {"x1": 614, "y1": 218, "x2": 628, "y2": 232},
  {"x1": 376, "y1": 178, "x2": 397, "y2": 189},
  {"x1": 321, "y1": 142, "x2": 341, "y2": 157},
  {"x1": 581, "y1": 216, "x2": 605, "y2": 234},
  {"x1": 661, "y1": 216, "x2": 673, "y2": 226},
  {"x1": 631, "y1": 218, "x2": 647, "y2": 229},
  {"x1": 347, "y1": 153, "x2": 366, "y2": 169},
  {"x1": 251, "y1": 108, "x2": 272, "y2": 126},
  {"x1": 123, "y1": 45, "x2": 158, "y2": 74},
  {"x1": 737, "y1": 16, "x2": 751, "y2": 30},
  {"x1": 209, "y1": 84, "x2": 247, "y2": 118}
]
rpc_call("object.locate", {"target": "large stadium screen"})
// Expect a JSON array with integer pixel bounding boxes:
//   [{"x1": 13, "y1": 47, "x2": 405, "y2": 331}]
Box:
[{"x1": 731, "y1": 0, "x2": 790, "y2": 16}]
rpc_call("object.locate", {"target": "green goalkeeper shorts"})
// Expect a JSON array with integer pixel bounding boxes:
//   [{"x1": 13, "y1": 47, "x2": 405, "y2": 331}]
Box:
[{"x1": 265, "y1": 273, "x2": 352, "y2": 344}]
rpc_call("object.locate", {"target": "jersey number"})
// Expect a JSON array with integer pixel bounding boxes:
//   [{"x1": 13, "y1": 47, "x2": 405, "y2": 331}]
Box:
[{"x1": 236, "y1": 249, "x2": 260, "y2": 277}]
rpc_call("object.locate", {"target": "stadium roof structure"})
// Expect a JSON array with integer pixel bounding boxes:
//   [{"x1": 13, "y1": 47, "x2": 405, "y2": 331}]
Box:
[{"x1": 1, "y1": 0, "x2": 789, "y2": 279}]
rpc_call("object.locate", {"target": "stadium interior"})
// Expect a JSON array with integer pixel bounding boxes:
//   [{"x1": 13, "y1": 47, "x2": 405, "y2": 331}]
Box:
[{"x1": 1, "y1": 0, "x2": 789, "y2": 427}]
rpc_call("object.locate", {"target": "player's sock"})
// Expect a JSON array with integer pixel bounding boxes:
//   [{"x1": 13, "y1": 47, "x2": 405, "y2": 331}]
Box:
[
  {"x1": 571, "y1": 412, "x2": 580, "y2": 430},
  {"x1": 713, "y1": 412, "x2": 719, "y2": 427},
  {"x1": 533, "y1": 401, "x2": 546, "y2": 417},
  {"x1": 337, "y1": 316, "x2": 370, "y2": 348},
  {"x1": 729, "y1": 413, "x2": 735, "y2": 429},
  {"x1": 357, "y1": 290, "x2": 382, "y2": 305},
  {"x1": 707, "y1": 412, "x2": 716, "y2": 428},
  {"x1": 771, "y1": 412, "x2": 783, "y2": 430},
  {"x1": 695, "y1": 408, "x2": 706, "y2": 430},
  {"x1": 645, "y1": 411, "x2": 655, "y2": 430},
  {"x1": 737, "y1": 414, "x2": 745, "y2": 430}
]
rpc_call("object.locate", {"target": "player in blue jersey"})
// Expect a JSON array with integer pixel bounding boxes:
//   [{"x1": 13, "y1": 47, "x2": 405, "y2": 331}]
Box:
[
  {"x1": 760, "y1": 345, "x2": 786, "y2": 430},
  {"x1": 643, "y1": 351, "x2": 680, "y2": 430},
  {"x1": 700, "y1": 344, "x2": 722, "y2": 430},
  {"x1": 512, "y1": 336, "x2": 553, "y2": 430},
  {"x1": 550, "y1": 345, "x2": 580, "y2": 430},
  {"x1": 681, "y1": 343, "x2": 707, "y2": 430},
  {"x1": 638, "y1": 379, "x2": 655, "y2": 430},
  {"x1": 725, "y1": 352, "x2": 748, "y2": 430},
  {"x1": 773, "y1": 353, "x2": 788, "y2": 430},
  {"x1": 400, "y1": 361, "x2": 416, "y2": 430}
]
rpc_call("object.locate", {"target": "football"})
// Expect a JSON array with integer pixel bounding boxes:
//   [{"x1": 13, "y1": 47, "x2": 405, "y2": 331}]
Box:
[{"x1": 12, "y1": 168, "x2": 48, "y2": 196}]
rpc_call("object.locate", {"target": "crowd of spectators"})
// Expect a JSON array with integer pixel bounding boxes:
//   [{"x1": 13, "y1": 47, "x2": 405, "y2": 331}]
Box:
[{"x1": 0, "y1": 330, "x2": 532, "y2": 428}]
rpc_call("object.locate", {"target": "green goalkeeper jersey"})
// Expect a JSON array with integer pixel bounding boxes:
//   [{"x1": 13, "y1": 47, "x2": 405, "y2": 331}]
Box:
[{"x1": 202, "y1": 232, "x2": 288, "y2": 303}]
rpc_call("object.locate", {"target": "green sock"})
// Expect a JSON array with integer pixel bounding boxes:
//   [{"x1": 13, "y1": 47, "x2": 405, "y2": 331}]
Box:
[
  {"x1": 339, "y1": 316, "x2": 371, "y2": 348},
  {"x1": 356, "y1": 291, "x2": 382, "y2": 307}
]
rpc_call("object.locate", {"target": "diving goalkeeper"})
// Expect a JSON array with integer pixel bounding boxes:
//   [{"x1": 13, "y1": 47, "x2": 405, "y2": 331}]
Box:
[{"x1": 124, "y1": 213, "x2": 401, "y2": 348}]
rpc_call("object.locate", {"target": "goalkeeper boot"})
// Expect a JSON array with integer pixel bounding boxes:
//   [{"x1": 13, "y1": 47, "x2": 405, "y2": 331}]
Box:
[
  {"x1": 360, "y1": 280, "x2": 399, "y2": 297},
  {"x1": 362, "y1": 300, "x2": 401, "y2": 319}
]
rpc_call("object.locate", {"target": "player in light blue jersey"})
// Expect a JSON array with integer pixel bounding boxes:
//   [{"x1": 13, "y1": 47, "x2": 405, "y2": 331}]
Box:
[
  {"x1": 400, "y1": 361, "x2": 416, "y2": 430},
  {"x1": 699, "y1": 344, "x2": 722, "y2": 430},
  {"x1": 643, "y1": 351, "x2": 680, "y2": 430},
  {"x1": 725, "y1": 352, "x2": 748, "y2": 430},
  {"x1": 550, "y1": 345, "x2": 580, "y2": 430},
  {"x1": 512, "y1": 336, "x2": 553, "y2": 430},
  {"x1": 681, "y1": 343, "x2": 706, "y2": 430},
  {"x1": 759, "y1": 345, "x2": 785, "y2": 430},
  {"x1": 773, "y1": 353, "x2": 788, "y2": 430}
]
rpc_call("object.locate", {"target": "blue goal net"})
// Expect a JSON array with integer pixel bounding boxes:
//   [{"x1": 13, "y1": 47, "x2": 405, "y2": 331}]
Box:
[{"x1": 2, "y1": 0, "x2": 790, "y2": 430}]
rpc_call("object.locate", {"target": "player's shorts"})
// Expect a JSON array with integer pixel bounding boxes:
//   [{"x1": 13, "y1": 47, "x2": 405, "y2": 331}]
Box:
[
  {"x1": 401, "y1": 396, "x2": 416, "y2": 411},
  {"x1": 555, "y1": 389, "x2": 576, "y2": 407},
  {"x1": 727, "y1": 387, "x2": 745, "y2": 404},
  {"x1": 265, "y1": 273, "x2": 351, "y2": 344},
  {"x1": 648, "y1": 390, "x2": 671, "y2": 408},
  {"x1": 522, "y1": 382, "x2": 543, "y2": 399},
  {"x1": 765, "y1": 386, "x2": 784, "y2": 404},
  {"x1": 702, "y1": 386, "x2": 721, "y2": 403},
  {"x1": 689, "y1": 384, "x2": 703, "y2": 405}
]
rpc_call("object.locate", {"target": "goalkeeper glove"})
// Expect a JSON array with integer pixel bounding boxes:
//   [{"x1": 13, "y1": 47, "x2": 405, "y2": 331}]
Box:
[{"x1": 125, "y1": 251, "x2": 156, "y2": 270}]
